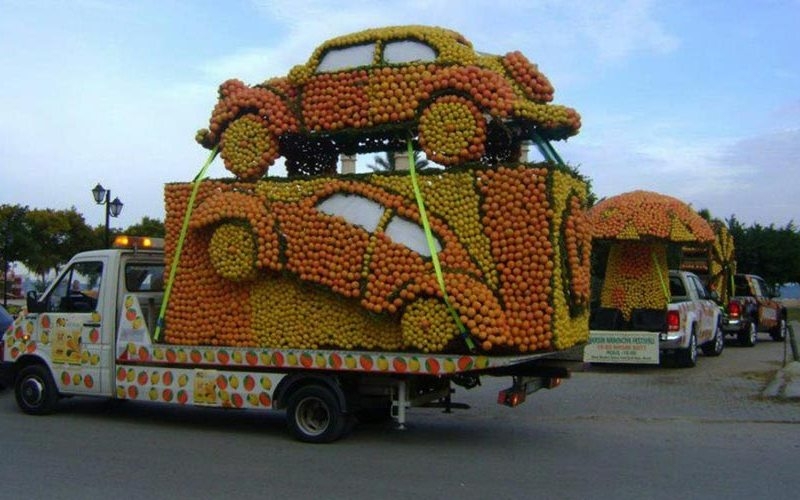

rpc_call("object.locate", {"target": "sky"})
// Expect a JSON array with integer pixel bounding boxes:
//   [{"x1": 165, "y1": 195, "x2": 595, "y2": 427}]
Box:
[{"x1": 1, "y1": 0, "x2": 798, "y2": 232}]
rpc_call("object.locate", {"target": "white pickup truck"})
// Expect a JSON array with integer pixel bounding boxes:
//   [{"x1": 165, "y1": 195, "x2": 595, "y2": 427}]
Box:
[{"x1": 586, "y1": 270, "x2": 724, "y2": 367}]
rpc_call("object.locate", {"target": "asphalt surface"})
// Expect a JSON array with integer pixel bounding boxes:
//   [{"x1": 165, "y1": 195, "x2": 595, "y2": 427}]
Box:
[{"x1": 0, "y1": 322, "x2": 798, "y2": 499}]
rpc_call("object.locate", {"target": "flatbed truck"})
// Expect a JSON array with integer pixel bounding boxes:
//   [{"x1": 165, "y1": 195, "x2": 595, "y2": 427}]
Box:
[{"x1": 1, "y1": 236, "x2": 568, "y2": 442}]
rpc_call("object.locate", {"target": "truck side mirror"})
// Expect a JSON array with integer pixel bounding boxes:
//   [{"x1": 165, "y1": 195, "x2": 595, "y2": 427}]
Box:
[{"x1": 709, "y1": 290, "x2": 720, "y2": 302}]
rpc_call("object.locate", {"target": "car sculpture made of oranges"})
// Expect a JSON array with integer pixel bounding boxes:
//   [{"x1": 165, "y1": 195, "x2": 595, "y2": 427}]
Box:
[
  {"x1": 196, "y1": 25, "x2": 581, "y2": 179},
  {"x1": 187, "y1": 181, "x2": 507, "y2": 353},
  {"x1": 162, "y1": 163, "x2": 591, "y2": 355}
]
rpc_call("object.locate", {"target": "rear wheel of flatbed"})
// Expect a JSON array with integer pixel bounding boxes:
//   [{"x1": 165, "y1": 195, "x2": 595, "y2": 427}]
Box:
[
  {"x1": 15, "y1": 364, "x2": 59, "y2": 415},
  {"x1": 286, "y1": 385, "x2": 352, "y2": 443}
]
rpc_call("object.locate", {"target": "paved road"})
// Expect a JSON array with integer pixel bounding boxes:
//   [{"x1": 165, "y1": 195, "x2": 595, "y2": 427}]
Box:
[{"x1": 1, "y1": 333, "x2": 797, "y2": 500}]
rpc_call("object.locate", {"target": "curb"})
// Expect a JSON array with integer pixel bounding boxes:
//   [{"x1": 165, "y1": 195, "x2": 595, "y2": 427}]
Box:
[
  {"x1": 762, "y1": 320, "x2": 800, "y2": 400},
  {"x1": 763, "y1": 362, "x2": 800, "y2": 399}
]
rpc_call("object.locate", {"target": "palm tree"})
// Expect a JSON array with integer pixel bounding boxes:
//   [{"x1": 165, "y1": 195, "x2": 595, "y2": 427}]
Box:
[{"x1": 367, "y1": 150, "x2": 431, "y2": 172}]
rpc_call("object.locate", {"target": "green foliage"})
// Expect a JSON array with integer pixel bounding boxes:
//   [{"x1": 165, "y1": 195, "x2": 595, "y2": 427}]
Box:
[
  {"x1": 727, "y1": 215, "x2": 800, "y2": 287},
  {"x1": 0, "y1": 204, "x2": 35, "y2": 265},
  {"x1": 2, "y1": 205, "x2": 168, "y2": 283},
  {"x1": 125, "y1": 216, "x2": 165, "y2": 237},
  {"x1": 367, "y1": 150, "x2": 431, "y2": 172},
  {"x1": 22, "y1": 207, "x2": 101, "y2": 280}
]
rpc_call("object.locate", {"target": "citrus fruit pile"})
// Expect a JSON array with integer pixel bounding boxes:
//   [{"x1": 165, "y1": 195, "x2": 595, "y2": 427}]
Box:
[{"x1": 162, "y1": 163, "x2": 591, "y2": 354}]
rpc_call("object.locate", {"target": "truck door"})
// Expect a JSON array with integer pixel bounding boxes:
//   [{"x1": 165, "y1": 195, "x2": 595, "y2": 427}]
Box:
[
  {"x1": 751, "y1": 276, "x2": 779, "y2": 330},
  {"x1": 36, "y1": 258, "x2": 108, "y2": 395},
  {"x1": 688, "y1": 274, "x2": 715, "y2": 341}
]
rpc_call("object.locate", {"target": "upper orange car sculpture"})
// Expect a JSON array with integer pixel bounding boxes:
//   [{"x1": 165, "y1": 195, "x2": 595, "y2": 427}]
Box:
[{"x1": 196, "y1": 25, "x2": 581, "y2": 179}]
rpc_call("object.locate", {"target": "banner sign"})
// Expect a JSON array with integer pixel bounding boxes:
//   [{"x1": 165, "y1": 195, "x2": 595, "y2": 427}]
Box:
[{"x1": 583, "y1": 331, "x2": 660, "y2": 364}]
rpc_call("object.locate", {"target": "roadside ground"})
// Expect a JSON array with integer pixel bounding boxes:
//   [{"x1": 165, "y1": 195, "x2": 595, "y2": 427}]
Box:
[{"x1": 762, "y1": 320, "x2": 800, "y2": 399}]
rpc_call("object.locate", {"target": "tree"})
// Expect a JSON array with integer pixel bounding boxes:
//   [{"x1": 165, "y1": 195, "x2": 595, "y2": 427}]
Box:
[
  {"x1": 0, "y1": 205, "x2": 35, "y2": 265},
  {"x1": 21, "y1": 207, "x2": 100, "y2": 282},
  {"x1": 125, "y1": 216, "x2": 165, "y2": 238},
  {"x1": 1, "y1": 204, "x2": 35, "y2": 305},
  {"x1": 367, "y1": 150, "x2": 430, "y2": 172},
  {"x1": 726, "y1": 215, "x2": 800, "y2": 287}
]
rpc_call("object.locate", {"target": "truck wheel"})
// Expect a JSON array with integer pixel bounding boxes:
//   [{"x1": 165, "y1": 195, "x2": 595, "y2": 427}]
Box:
[
  {"x1": 286, "y1": 385, "x2": 350, "y2": 443},
  {"x1": 701, "y1": 322, "x2": 724, "y2": 357},
  {"x1": 677, "y1": 329, "x2": 698, "y2": 368},
  {"x1": 15, "y1": 364, "x2": 59, "y2": 415},
  {"x1": 770, "y1": 318, "x2": 787, "y2": 342},
  {"x1": 738, "y1": 322, "x2": 757, "y2": 347}
]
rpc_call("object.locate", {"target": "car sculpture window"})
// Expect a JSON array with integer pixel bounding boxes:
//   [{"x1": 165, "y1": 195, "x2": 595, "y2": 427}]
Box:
[
  {"x1": 316, "y1": 193, "x2": 442, "y2": 257},
  {"x1": 383, "y1": 40, "x2": 436, "y2": 64},
  {"x1": 384, "y1": 216, "x2": 442, "y2": 257},
  {"x1": 316, "y1": 193, "x2": 384, "y2": 232},
  {"x1": 316, "y1": 43, "x2": 375, "y2": 73}
]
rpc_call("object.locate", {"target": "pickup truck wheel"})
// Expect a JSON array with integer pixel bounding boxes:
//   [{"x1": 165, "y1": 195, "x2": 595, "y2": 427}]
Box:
[
  {"x1": 286, "y1": 385, "x2": 350, "y2": 443},
  {"x1": 677, "y1": 329, "x2": 698, "y2": 368},
  {"x1": 15, "y1": 364, "x2": 59, "y2": 415},
  {"x1": 770, "y1": 318, "x2": 787, "y2": 342},
  {"x1": 701, "y1": 322, "x2": 724, "y2": 357},
  {"x1": 738, "y1": 322, "x2": 757, "y2": 347}
]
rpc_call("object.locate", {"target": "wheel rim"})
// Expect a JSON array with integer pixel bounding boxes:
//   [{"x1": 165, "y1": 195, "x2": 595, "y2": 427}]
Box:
[
  {"x1": 750, "y1": 323, "x2": 757, "y2": 344},
  {"x1": 295, "y1": 396, "x2": 331, "y2": 437},
  {"x1": 715, "y1": 328, "x2": 724, "y2": 353},
  {"x1": 690, "y1": 334, "x2": 697, "y2": 364},
  {"x1": 20, "y1": 376, "x2": 45, "y2": 408}
]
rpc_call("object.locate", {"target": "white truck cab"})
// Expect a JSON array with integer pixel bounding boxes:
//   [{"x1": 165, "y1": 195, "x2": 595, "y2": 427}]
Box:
[{"x1": 9, "y1": 237, "x2": 164, "y2": 404}]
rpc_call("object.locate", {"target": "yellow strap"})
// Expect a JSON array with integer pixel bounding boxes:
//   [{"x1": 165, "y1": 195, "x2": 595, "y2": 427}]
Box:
[
  {"x1": 154, "y1": 146, "x2": 218, "y2": 341},
  {"x1": 406, "y1": 140, "x2": 475, "y2": 351}
]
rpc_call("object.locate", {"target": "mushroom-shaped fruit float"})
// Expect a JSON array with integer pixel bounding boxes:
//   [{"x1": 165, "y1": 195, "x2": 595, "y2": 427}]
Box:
[{"x1": 588, "y1": 190, "x2": 715, "y2": 321}]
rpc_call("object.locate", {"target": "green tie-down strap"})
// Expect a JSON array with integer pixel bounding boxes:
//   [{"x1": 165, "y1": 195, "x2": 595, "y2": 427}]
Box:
[
  {"x1": 406, "y1": 139, "x2": 476, "y2": 352},
  {"x1": 652, "y1": 250, "x2": 670, "y2": 302},
  {"x1": 154, "y1": 146, "x2": 219, "y2": 341}
]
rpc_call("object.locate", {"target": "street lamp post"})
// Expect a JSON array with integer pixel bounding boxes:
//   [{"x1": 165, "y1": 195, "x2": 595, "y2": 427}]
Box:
[{"x1": 92, "y1": 183, "x2": 124, "y2": 248}]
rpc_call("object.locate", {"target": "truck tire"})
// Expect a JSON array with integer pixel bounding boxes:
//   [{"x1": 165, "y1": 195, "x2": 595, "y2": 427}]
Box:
[
  {"x1": 738, "y1": 321, "x2": 757, "y2": 347},
  {"x1": 770, "y1": 318, "x2": 787, "y2": 342},
  {"x1": 701, "y1": 322, "x2": 724, "y2": 357},
  {"x1": 677, "y1": 328, "x2": 698, "y2": 368},
  {"x1": 15, "y1": 364, "x2": 59, "y2": 415},
  {"x1": 286, "y1": 385, "x2": 351, "y2": 443}
]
